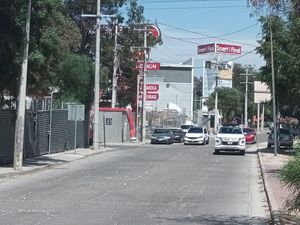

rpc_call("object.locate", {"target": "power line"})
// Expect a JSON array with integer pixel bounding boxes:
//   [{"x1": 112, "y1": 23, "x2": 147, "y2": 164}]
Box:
[
  {"x1": 140, "y1": 0, "x2": 241, "y2": 2},
  {"x1": 144, "y1": 5, "x2": 247, "y2": 11},
  {"x1": 158, "y1": 22, "x2": 258, "y2": 47},
  {"x1": 139, "y1": 0, "x2": 242, "y2": 3}
]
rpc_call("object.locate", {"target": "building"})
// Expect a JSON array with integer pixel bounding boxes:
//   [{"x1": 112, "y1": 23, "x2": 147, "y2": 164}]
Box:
[
  {"x1": 201, "y1": 60, "x2": 233, "y2": 115},
  {"x1": 146, "y1": 58, "x2": 195, "y2": 120}
]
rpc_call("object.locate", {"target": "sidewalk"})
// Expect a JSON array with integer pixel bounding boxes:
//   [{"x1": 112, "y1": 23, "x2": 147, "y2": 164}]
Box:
[
  {"x1": 257, "y1": 142, "x2": 300, "y2": 225},
  {"x1": 0, "y1": 141, "x2": 144, "y2": 178}
]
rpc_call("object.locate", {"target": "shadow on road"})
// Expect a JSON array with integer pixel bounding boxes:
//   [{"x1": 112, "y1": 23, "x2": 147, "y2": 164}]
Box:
[{"x1": 156, "y1": 214, "x2": 270, "y2": 225}]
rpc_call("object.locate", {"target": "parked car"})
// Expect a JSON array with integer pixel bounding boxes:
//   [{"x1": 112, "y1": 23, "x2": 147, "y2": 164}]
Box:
[
  {"x1": 267, "y1": 128, "x2": 294, "y2": 149},
  {"x1": 181, "y1": 124, "x2": 194, "y2": 133},
  {"x1": 183, "y1": 127, "x2": 209, "y2": 145},
  {"x1": 215, "y1": 125, "x2": 246, "y2": 155},
  {"x1": 151, "y1": 128, "x2": 174, "y2": 144},
  {"x1": 242, "y1": 127, "x2": 257, "y2": 144},
  {"x1": 170, "y1": 128, "x2": 184, "y2": 143}
]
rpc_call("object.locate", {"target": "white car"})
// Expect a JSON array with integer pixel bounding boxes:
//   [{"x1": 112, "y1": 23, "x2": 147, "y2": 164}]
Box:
[
  {"x1": 181, "y1": 124, "x2": 194, "y2": 134},
  {"x1": 184, "y1": 127, "x2": 209, "y2": 145},
  {"x1": 215, "y1": 125, "x2": 246, "y2": 155}
]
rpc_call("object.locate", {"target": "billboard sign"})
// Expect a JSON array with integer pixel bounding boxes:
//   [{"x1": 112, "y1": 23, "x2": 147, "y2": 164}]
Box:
[
  {"x1": 198, "y1": 43, "x2": 241, "y2": 55},
  {"x1": 216, "y1": 43, "x2": 241, "y2": 54},
  {"x1": 136, "y1": 62, "x2": 160, "y2": 71},
  {"x1": 197, "y1": 43, "x2": 215, "y2": 54},
  {"x1": 254, "y1": 81, "x2": 271, "y2": 103}
]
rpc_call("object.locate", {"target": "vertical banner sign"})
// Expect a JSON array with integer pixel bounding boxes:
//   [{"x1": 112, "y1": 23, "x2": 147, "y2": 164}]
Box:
[{"x1": 146, "y1": 84, "x2": 159, "y2": 101}]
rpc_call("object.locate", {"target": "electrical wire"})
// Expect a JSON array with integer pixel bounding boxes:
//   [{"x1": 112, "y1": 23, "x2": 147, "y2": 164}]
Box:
[
  {"x1": 139, "y1": 0, "x2": 242, "y2": 3},
  {"x1": 158, "y1": 22, "x2": 258, "y2": 47},
  {"x1": 144, "y1": 5, "x2": 247, "y2": 11}
]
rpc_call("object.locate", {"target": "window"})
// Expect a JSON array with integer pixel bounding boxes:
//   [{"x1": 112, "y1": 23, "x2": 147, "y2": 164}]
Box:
[{"x1": 106, "y1": 118, "x2": 112, "y2": 126}]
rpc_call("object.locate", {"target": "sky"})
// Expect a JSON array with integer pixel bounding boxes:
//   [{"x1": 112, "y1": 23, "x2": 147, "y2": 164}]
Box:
[{"x1": 136, "y1": 0, "x2": 266, "y2": 75}]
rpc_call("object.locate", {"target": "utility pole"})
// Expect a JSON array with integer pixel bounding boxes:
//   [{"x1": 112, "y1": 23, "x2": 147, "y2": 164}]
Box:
[
  {"x1": 214, "y1": 55, "x2": 219, "y2": 133},
  {"x1": 111, "y1": 18, "x2": 118, "y2": 108},
  {"x1": 241, "y1": 67, "x2": 254, "y2": 127},
  {"x1": 134, "y1": 24, "x2": 149, "y2": 143},
  {"x1": 13, "y1": 0, "x2": 31, "y2": 170},
  {"x1": 82, "y1": 0, "x2": 101, "y2": 151},
  {"x1": 141, "y1": 25, "x2": 148, "y2": 143}
]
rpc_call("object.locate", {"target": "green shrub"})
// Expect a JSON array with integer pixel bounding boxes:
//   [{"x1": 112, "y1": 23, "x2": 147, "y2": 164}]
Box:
[{"x1": 280, "y1": 145, "x2": 300, "y2": 213}]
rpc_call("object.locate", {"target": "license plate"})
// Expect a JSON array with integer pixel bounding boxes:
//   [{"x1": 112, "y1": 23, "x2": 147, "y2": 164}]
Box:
[{"x1": 227, "y1": 141, "x2": 233, "y2": 145}]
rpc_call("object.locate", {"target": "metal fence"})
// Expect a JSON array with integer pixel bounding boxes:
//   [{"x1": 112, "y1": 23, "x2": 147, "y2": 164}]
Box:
[{"x1": 0, "y1": 108, "x2": 88, "y2": 165}]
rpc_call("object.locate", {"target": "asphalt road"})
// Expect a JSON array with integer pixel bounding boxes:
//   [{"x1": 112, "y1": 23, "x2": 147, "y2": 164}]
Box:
[{"x1": 0, "y1": 141, "x2": 269, "y2": 225}]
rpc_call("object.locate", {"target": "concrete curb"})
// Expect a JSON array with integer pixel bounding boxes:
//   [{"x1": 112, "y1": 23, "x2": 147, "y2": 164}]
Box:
[
  {"x1": 256, "y1": 142, "x2": 282, "y2": 225},
  {"x1": 257, "y1": 151, "x2": 282, "y2": 225}
]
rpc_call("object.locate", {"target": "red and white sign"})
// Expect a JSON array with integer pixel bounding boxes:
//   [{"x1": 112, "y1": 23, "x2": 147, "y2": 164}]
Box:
[
  {"x1": 146, "y1": 84, "x2": 159, "y2": 92},
  {"x1": 148, "y1": 25, "x2": 161, "y2": 39},
  {"x1": 216, "y1": 43, "x2": 241, "y2": 54},
  {"x1": 198, "y1": 43, "x2": 241, "y2": 55},
  {"x1": 197, "y1": 43, "x2": 215, "y2": 54},
  {"x1": 146, "y1": 93, "x2": 159, "y2": 101},
  {"x1": 136, "y1": 62, "x2": 160, "y2": 71}
]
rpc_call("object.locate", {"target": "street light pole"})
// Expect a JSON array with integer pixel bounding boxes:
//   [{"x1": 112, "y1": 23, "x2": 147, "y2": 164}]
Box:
[{"x1": 270, "y1": 16, "x2": 278, "y2": 156}]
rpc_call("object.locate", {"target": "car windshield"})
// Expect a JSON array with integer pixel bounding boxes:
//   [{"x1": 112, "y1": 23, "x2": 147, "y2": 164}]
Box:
[
  {"x1": 271, "y1": 128, "x2": 291, "y2": 135},
  {"x1": 171, "y1": 129, "x2": 181, "y2": 133},
  {"x1": 153, "y1": 129, "x2": 170, "y2": 134},
  {"x1": 181, "y1": 125, "x2": 193, "y2": 130},
  {"x1": 219, "y1": 126, "x2": 242, "y2": 134},
  {"x1": 243, "y1": 128, "x2": 253, "y2": 133},
  {"x1": 280, "y1": 129, "x2": 291, "y2": 134},
  {"x1": 188, "y1": 127, "x2": 203, "y2": 133}
]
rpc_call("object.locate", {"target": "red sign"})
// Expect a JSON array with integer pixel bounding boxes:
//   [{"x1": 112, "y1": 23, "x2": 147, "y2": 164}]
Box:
[
  {"x1": 136, "y1": 62, "x2": 160, "y2": 71},
  {"x1": 198, "y1": 43, "x2": 241, "y2": 55},
  {"x1": 146, "y1": 93, "x2": 159, "y2": 101},
  {"x1": 197, "y1": 43, "x2": 215, "y2": 54},
  {"x1": 146, "y1": 84, "x2": 159, "y2": 92},
  {"x1": 148, "y1": 25, "x2": 161, "y2": 39},
  {"x1": 216, "y1": 43, "x2": 241, "y2": 54}
]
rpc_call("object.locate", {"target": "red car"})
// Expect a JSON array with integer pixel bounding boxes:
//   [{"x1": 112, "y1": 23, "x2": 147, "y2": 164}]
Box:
[{"x1": 243, "y1": 128, "x2": 257, "y2": 144}]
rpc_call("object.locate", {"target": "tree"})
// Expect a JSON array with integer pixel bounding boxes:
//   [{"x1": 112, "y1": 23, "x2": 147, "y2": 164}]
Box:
[
  {"x1": 256, "y1": 1, "x2": 300, "y2": 119},
  {"x1": 204, "y1": 87, "x2": 242, "y2": 122},
  {"x1": 64, "y1": 0, "x2": 161, "y2": 109},
  {"x1": 56, "y1": 53, "x2": 94, "y2": 105},
  {"x1": 0, "y1": 0, "x2": 82, "y2": 107}
]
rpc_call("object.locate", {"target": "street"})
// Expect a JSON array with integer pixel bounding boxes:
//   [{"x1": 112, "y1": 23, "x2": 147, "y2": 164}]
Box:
[{"x1": 0, "y1": 141, "x2": 269, "y2": 225}]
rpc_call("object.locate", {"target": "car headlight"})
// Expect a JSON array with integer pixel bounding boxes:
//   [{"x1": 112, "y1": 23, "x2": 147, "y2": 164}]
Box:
[{"x1": 215, "y1": 136, "x2": 221, "y2": 143}]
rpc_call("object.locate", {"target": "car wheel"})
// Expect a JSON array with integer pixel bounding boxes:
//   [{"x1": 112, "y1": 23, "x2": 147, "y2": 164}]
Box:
[
  {"x1": 267, "y1": 144, "x2": 272, "y2": 149},
  {"x1": 214, "y1": 149, "x2": 220, "y2": 154},
  {"x1": 206, "y1": 138, "x2": 209, "y2": 144},
  {"x1": 240, "y1": 150, "x2": 245, "y2": 155}
]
